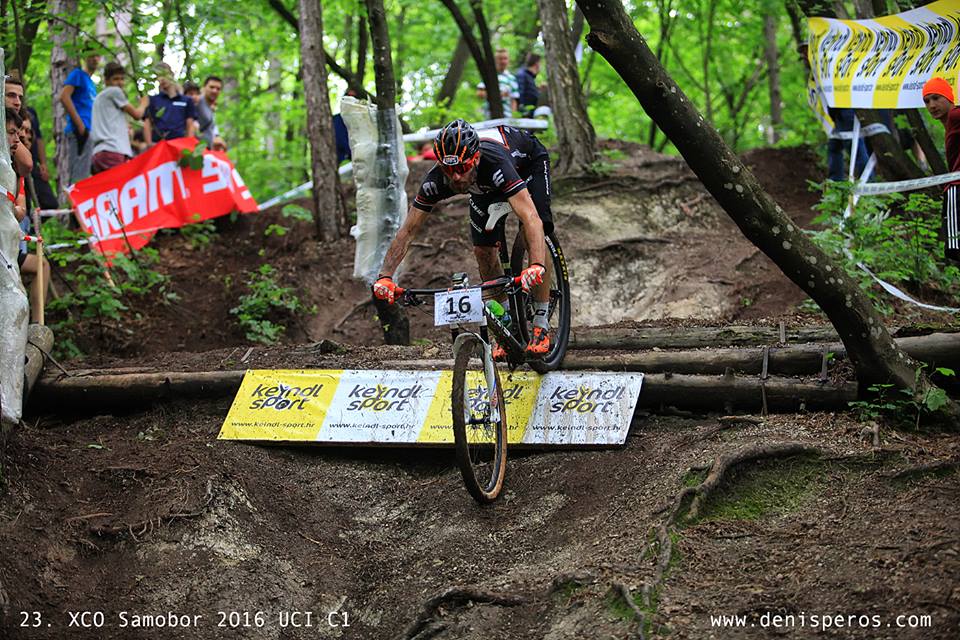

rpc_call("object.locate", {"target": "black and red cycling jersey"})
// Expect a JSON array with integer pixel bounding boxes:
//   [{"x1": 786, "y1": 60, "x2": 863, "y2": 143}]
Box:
[{"x1": 412, "y1": 126, "x2": 549, "y2": 212}]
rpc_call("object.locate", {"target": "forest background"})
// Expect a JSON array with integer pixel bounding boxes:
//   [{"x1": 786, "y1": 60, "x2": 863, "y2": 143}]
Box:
[{"x1": 1, "y1": 0, "x2": 909, "y2": 203}]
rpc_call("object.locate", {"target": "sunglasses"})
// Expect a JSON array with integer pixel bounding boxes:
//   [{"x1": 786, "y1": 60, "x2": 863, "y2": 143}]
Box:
[{"x1": 439, "y1": 152, "x2": 479, "y2": 176}]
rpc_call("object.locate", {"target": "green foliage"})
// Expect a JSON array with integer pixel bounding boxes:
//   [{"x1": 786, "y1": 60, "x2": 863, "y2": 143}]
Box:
[
  {"x1": 18, "y1": 0, "x2": 824, "y2": 201},
  {"x1": 264, "y1": 223, "x2": 289, "y2": 237},
  {"x1": 42, "y1": 219, "x2": 176, "y2": 358},
  {"x1": 809, "y1": 183, "x2": 960, "y2": 314},
  {"x1": 178, "y1": 145, "x2": 206, "y2": 171},
  {"x1": 230, "y1": 264, "x2": 312, "y2": 344},
  {"x1": 281, "y1": 204, "x2": 313, "y2": 223},
  {"x1": 848, "y1": 366, "x2": 956, "y2": 426},
  {"x1": 179, "y1": 218, "x2": 218, "y2": 249}
]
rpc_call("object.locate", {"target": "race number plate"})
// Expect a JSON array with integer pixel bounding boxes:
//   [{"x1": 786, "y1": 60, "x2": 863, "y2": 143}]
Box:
[{"x1": 434, "y1": 288, "x2": 484, "y2": 326}]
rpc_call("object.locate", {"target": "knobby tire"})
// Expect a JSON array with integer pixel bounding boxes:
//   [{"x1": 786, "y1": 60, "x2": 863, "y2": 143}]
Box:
[
  {"x1": 451, "y1": 332, "x2": 508, "y2": 503},
  {"x1": 510, "y1": 230, "x2": 572, "y2": 373}
]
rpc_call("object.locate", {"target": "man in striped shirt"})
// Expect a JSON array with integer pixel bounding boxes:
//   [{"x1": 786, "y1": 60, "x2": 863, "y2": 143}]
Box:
[
  {"x1": 477, "y1": 49, "x2": 519, "y2": 118},
  {"x1": 923, "y1": 77, "x2": 960, "y2": 263}
]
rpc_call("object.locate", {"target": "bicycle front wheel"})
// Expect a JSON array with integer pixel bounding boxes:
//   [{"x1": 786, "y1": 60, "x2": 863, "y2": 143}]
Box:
[{"x1": 451, "y1": 332, "x2": 508, "y2": 503}]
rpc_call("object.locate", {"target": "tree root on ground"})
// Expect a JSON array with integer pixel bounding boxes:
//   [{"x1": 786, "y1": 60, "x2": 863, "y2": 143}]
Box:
[
  {"x1": 618, "y1": 442, "x2": 828, "y2": 637},
  {"x1": 884, "y1": 458, "x2": 960, "y2": 480},
  {"x1": 400, "y1": 587, "x2": 527, "y2": 640},
  {"x1": 83, "y1": 477, "x2": 216, "y2": 541}
]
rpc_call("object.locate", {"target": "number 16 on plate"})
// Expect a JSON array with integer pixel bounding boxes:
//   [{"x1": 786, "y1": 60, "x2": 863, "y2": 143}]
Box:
[{"x1": 434, "y1": 288, "x2": 485, "y2": 326}]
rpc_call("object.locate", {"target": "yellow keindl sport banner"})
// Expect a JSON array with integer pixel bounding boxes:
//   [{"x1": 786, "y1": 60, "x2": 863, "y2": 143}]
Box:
[
  {"x1": 218, "y1": 369, "x2": 644, "y2": 447},
  {"x1": 809, "y1": 0, "x2": 960, "y2": 108}
]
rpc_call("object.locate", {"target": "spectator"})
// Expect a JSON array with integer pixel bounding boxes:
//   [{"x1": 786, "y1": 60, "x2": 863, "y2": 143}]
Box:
[
  {"x1": 4, "y1": 76, "x2": 33, "y2": 177},
  {"x1": 90, "y1": 62, "x2": 149, "y2": 175},
  {"x1": 195, "y1": 76, "x2": 222, "y2": 147},
  {"x1": 144, "y1": 63, "x2": 196, "y2": 144},
  {"x1": 477, "y1": 48, "x2": 518, "y2": 118},
  {"x1": 516, "y1": 53, "x2": 541, "y2": 118},
  {"x1": 332, "y1": 111, "x2": 350, "y2": 163},
  {"x1": 24, "y1": 104, "x2": 59, "y2": 209},
  {"x1": 130, "y1": 126, "x2": 148, "y2": 155},
  {"x1": 922, "y1": 76, "x2": 960, "y2": 264},
  {"x1": 59, "y1": 52, "x2": 102, "y2": 183},
  {"x1": 332, "y1": 88, "x2": 358, "y2": 164},
  {"x1": 4, "y1": 73, "x2": 55, "y2": 205},
  {"x1": 15, "y1": 115, "x2": 51, "y2": 320},
  {"x1": 826, "y1": 107, "x2": 869, "y2": 181}
]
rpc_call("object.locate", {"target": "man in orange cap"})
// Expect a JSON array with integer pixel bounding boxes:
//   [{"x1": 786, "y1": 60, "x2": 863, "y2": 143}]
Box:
[{"x1": 922, "y1": 76, "x2": 960, "y2": 263}]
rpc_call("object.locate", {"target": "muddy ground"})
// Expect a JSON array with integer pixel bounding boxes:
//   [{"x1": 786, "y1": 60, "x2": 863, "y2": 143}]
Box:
[
  {"x1": 1, "y1": 399, "x2": 958, "y2": 639},
  {"x1": 2, "y1": 142, "x2": 959, "y2": 639}
]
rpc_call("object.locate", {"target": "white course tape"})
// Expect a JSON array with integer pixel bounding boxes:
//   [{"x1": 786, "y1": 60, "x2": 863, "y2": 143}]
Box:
[
  {"x1": 840, "y1": 160, "x2": 959, "y2": 313},
  {"x1": 45, "y1": 226, "x2": 163, "y2": 251},
  {"x1": 829, "y1": 123, "x2": 890, "y2": 140},
  {"x1": 854, "y1": 171, "x2": 960, "y2": 196}
]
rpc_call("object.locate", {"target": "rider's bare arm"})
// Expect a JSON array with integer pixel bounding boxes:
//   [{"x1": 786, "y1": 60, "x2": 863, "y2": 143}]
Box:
[
  {"x1": 380, "y1": 205, "x2": 429, "y2": 277},
  {"x1": 508, "y1": 189, "x2": 547, "y2": 266}
]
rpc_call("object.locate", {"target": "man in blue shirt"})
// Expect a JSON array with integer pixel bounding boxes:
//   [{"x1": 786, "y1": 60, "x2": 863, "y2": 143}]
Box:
[
  {"x1": 516, "y1": 53, "x2": 541, "y2": 118},
  {"x1": 59, "y1": 53, "x2": 101, "y2": 182},
  {"x1": 144, "y1": 63, "x2": 196, "y2": 144}
]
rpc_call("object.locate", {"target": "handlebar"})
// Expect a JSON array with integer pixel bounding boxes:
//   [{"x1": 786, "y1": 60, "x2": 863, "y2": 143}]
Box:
[{"x1": 397, "y1": 275, "x2": 522, "y2": 306}]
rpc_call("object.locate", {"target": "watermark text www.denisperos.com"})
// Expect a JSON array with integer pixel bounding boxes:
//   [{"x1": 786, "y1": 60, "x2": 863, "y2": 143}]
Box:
[{"x1": 710, "y1": 611, "x2": 933, "y2": 630}]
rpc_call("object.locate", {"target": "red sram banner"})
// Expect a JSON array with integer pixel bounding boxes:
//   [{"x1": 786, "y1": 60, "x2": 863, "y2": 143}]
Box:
[{"x1": 67, "y1": 138, "x2": 259, "y2": 256}]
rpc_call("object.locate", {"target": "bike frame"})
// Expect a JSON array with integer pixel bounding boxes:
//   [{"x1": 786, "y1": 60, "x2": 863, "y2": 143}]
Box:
[{"x1": 398, "y1": 271, "x2": 529, "y2": 368}]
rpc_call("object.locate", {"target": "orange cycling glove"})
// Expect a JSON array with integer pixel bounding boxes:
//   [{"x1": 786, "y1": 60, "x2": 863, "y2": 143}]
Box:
[
  {"x1": 519, "y1": 263, "x2": 546, "y2": 292},
  {"x1": 373, "y1": 275, "x2": 400, "y2": 304}
]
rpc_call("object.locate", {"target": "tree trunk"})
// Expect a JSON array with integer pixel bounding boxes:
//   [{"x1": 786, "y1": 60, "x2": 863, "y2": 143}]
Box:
[
  {"x1": 365, "y1": 0, "x2": 411, "y2": 346},
  {"x1": 10, "y1": 1, "x2": 42, "y2": 80},
  {"x1": 439, "y1": 0, "x2": 503, "y2": 119},
  {"x1": 570, "y1": 5, "x2": 585, "y2": 50},
  {"x1": 470, "y1": 0, "x2": 503, "y2": 119},
  {"x1": 906, "y1": 109, "x2": 947, "y2": 175},
  {"x1": 269, "y1": 0, "x2": 374, "y2": 101},
  {"x1": 700, "y1": 0, "x2": 717, "y2": 123},
  {"x1": 535, "y1": 0, "x2": 597, "y2": 175},
  {"x1": 576, "y1": 0, "x2": 958, "y2": 420},
  {"x1": 49, "y1": 0, "x2": 77, "y2": 207},
  {"x1": 763, "y1": 14, "x2": 782, "y2": 144},
  {"x1": 435, "y1": 35, "x2": 471, "y2": 109},
  {"x1": 298, "y1": 0, "x2": 345, "y2": 241}
]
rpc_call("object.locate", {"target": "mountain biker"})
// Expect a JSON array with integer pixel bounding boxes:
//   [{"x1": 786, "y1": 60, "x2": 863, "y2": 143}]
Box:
[{"x1": 372, "y1": 118, "x2": 554, "y2": 358}]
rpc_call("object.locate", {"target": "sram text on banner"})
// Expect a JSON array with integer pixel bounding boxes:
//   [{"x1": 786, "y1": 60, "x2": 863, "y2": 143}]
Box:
[{"x1": 67, "y1": 138, "x2": 258, "y2": 257}]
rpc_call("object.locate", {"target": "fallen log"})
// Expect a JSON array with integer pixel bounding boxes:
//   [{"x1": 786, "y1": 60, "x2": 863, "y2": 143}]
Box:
[
  {"x1": 567, "y1": 332, "x2": 960, "y2": 375},
  {"x1": 637, "y1": 374, "x2": 855, "y2": 412},
  {"x1": 24, "y1": 324, "x2": 54, "y2": 398},
  {"x1": 568, "y1": 324, "x2": 960, "y2": 350},
  {"x1": 31, "y1": 368, "x2": 854, "y2": 414},
  {"x1": 392, "y1": 332, "x2": 960, "y2": 377},
  {"x1": 31, "y1": 370, "x2": 246, "y2": 412},
  {"x1": 568, "y1": 324, "x2": 841, "y2": 349}
]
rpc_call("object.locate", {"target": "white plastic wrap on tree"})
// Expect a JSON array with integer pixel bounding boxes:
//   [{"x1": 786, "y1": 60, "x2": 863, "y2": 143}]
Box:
[
  {"x1": 0, "y1": 51, "x2": 30, "y2": 426},
  {"x1": 341, "y1": 96, "x2": 408, "y2": 284}
]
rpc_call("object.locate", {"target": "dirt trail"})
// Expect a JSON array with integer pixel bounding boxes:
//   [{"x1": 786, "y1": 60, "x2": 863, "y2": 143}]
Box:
[
  {"x1": 1, "y1": 390, "x2": 958, "y2": 639},
  {"x1": 5, "y1": 143, "x2": 959, "y2": 639}
]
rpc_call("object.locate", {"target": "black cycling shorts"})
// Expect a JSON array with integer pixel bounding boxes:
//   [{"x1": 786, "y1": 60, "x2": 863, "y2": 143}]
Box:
[{"x1": 468, "y1": 156, "x2": 554, "y2": 247}]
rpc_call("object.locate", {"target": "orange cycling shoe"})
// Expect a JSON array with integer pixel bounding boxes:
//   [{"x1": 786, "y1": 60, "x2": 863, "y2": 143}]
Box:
[
  {"x1": 492, "y1": 342, "x2": 508, "y2": 362},
  {"x1": 525, "y1": 327, "x2": 551, "y2": 357}
]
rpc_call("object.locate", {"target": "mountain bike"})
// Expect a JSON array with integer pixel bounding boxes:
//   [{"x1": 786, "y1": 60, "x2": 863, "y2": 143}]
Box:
[{"x1": 396, "y1": 227, "x2": 571, "y2": 502}]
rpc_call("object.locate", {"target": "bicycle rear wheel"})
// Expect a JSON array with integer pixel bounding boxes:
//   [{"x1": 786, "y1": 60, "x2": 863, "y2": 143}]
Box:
[
  {"x1": 451, "y1": 332, "x2": 508, "y2": 503},
  {"x1": 510, "y1": 230, "x2": 572, "y2": 373}
]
